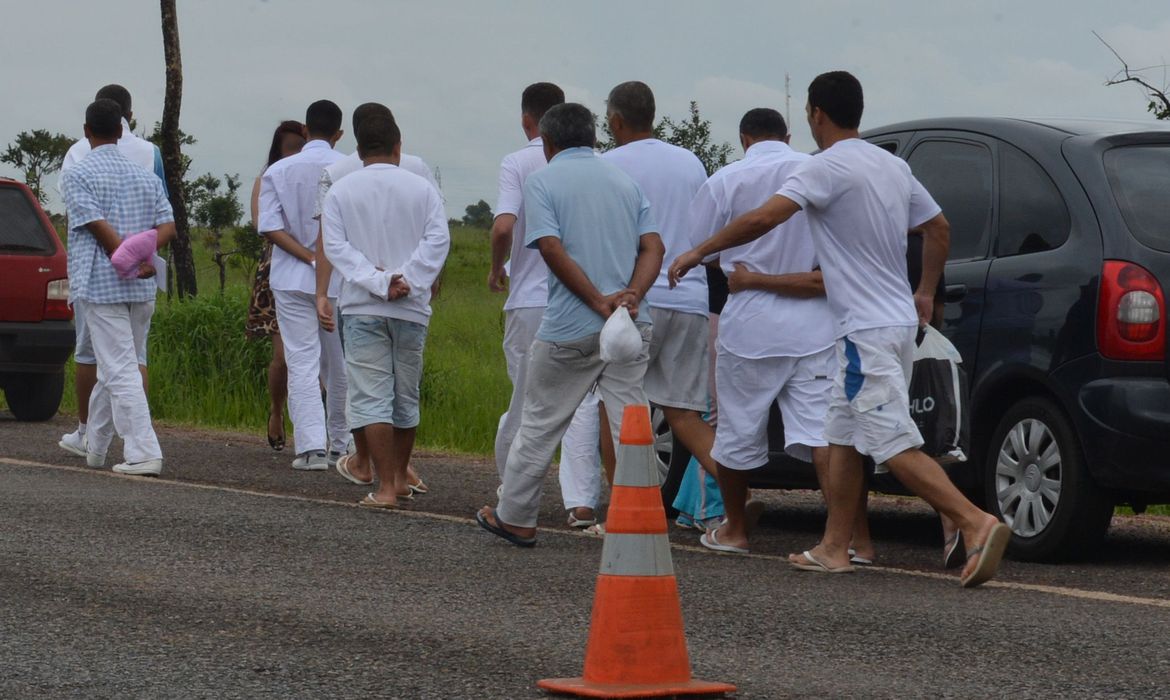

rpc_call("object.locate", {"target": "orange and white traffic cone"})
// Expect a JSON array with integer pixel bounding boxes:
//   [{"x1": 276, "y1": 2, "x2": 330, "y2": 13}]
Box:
[{"x1": 538, "y1": 403, "x2": 736, "y2": 699}]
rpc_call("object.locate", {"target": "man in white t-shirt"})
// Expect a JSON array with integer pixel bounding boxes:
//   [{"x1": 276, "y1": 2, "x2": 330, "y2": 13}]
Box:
[
  {"x1": 258, "y1": 100, "x2": 348, "y2": 471},
  {"x1": 56, "y1": 84, "x2": 167, "y2": 461},
  {"x1": 322, "y1": 113, "x2": 449, "y2": 507},
  {"x1": 669, "y1": 71, "x2": 1008, "y2": 588},
  {"x1": 684, "y1": 108, "x2": 838, "y2": 556},
  {"x1": 489, "y1": 83, "x2": 602, "y2": 529},
  {"x1": 601, "y1": 81, "x2": 715, "y2": 485},
  {"x1": 312, "y1": 101, "x2": 437, "y2": 489}
]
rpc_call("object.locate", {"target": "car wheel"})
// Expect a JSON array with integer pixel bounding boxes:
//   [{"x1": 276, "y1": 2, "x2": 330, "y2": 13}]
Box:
[
  {"x1": 2, "y1": 371, "x2": 65, "y2": 422},
  {"x1": 651, "y1": 405, "x2": 672, "y2": 483},
  {"x1": 984, "y1": 396, "x2": 1112, "y2": 562}
]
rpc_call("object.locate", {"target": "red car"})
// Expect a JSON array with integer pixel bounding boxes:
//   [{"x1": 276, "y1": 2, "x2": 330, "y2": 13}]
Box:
[{"x1": 0, "y1": 178, "x2": 73, "y2": 420}]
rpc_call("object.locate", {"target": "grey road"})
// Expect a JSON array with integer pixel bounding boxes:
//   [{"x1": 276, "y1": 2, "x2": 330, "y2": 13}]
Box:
[{"x1": 2, "y1": 415, "x2": 1169, "y2": 699}]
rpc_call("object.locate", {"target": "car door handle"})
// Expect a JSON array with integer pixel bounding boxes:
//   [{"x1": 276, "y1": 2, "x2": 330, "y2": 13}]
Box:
[{"x1": 944, "y1": 284, "x2": 967, "y2": 302}]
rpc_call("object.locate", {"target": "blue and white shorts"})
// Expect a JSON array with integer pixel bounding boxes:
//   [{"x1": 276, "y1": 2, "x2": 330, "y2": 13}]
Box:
[
  {"x1": 824, "y1": 325, "x2": 923, "y2": 464},
  {"x1": 341, "y1": 315, "x2": 428, "y2": 430}
]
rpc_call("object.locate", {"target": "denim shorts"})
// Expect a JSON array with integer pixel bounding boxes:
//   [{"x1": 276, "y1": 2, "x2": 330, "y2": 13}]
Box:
[{"x1": 341, "y1": 315, "x2": 428, "y2": 430}]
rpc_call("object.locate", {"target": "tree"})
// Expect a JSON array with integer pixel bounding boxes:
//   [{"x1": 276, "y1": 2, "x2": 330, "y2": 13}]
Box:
[
  {"x1": 0, "y1": 129, "x2": 74, "y2": 205},
  {"x1": 462, "y1": 199, "x2": 494, "y2": 228},
  {"x1": 595, "y1": 100, "x2": 733, "y2": 175},
  {"x1": 160, "y1": 0, "x2": 198, "y2": 297},
  {"x1": 188, "y1": 173, "x2": 245, "y2": 293},
  {"x1": 1096, "y1": 31, "x2": 1170, "y2": 120}
]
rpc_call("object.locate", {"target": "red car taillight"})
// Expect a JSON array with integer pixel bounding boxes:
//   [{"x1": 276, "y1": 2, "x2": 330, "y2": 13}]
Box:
[
  {"x1": 44, "y1": 278, "x2": 73, "y2": 321},
  {"x1": 1097, "y1": 261, "x2": 1164, "y2": 360}
]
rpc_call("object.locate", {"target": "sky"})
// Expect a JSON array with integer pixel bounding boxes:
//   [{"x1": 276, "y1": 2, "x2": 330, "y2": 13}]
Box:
[{"x1": 3, "y1": 0, "x2": 1170, "y2": 218}]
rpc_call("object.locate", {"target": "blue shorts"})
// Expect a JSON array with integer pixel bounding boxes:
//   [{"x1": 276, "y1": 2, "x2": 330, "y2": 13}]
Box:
[{"x1": 341, "y1": 315, "x2": 427, "y2": 430}]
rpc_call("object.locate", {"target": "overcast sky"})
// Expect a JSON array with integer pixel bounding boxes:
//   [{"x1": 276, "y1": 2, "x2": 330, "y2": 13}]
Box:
[{"x1": 3, "y1": 0, "x2": 1169, "y2": 218}]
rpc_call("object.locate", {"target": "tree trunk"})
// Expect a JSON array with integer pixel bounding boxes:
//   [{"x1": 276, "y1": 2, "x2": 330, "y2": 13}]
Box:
[{"x1": 160, "y1": 0, "x2": 197, "y2": 297}]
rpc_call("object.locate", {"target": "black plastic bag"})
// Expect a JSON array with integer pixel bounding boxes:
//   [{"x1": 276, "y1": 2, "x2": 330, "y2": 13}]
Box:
[{"x1": 909, "y1": 326, "x2": 970, "y2": 463}]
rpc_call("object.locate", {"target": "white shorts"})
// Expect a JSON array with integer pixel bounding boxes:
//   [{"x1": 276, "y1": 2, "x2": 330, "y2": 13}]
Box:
[
  {"x1": 710, "y1": 345, "x2": 834, "y2": 469},
  {"x1": 824, "y1": 325, "x2": 924, "y2": 464},
  {"x1": 644, "y1": 307, "x2": 709, "y2": 412}
]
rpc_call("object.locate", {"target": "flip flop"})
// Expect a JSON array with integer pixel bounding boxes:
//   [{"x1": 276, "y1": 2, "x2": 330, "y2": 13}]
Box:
[
  {"x1": 584, "y1": 523, "x2": 606, "y2": 537},
  {"x1": 357, "y1": 493, "x2": 398, "y2": 509},
  {"x1": 848, "y1": 548, "x2": 874, "y2": 566},
  {"x1": 790, "y1": 550, "x2": 855, "y2": 574},
  {"x1": 476, "y1": 508, "x2": 536, "y2": 548},
  {"x1": 567, "y1": 512, "x2": 597, "y2": 528},
  {"x1": 960, "y1": 522, "x2": 1011, "y2": 588},
  {"x1": 943, "y1": 531, "x2": 966, "y2": 570},
  {"x1": 407, "y1": 478, "x2": 429, "y2": 495},
  {"x1": 335, "y1": 454, "x2": 373, "y2": 485},
  {"x1": 700, "y1": 529, "x2": 749, "y2": 555}
]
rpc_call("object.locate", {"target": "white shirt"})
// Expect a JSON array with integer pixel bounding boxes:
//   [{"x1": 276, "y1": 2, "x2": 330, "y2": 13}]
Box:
[
  {"x1": 603, "y1": 138, "x2": 708, "y2": 316},
  {"x1": 315, "y1": 150, "x2": 441, "y2": 219},
  {"x1": 321, "y1": 163, "x2": 450, "y2": 325},
  {"x1": 777, "y1": 138, "x2": 942, "y2": 338},
  {"x1": 258, "y1": 139, "x2": 345, "y2": 295},
  {"x1": 495, "y1": 137, "x2": 550, "y2": 311},
  {"x1": 57, "y1": 118, "x2": 158, "y2": 192},
  {"x1": 690, "y1": 140, "x2": 833, "y2": 358}
]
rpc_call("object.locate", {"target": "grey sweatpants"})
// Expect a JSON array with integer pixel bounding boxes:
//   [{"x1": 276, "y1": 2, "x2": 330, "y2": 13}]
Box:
[{"x1": 496, "y1": 326, "x2": 651, "y2": 528}]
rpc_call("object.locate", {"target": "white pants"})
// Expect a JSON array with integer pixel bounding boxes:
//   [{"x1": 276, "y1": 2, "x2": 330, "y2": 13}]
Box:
[
  {"x1": 495, "y1": 307, "x2": 601, "y2": 510},
  {"x1": 85, "y1": 300, "x2": 160, "y2": 463},
  {"x1": 274, "y1": 289, "x2": 348, "y2": 455}
]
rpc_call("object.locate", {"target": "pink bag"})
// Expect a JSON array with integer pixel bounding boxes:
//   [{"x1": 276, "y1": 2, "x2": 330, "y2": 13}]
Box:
[{"x1": 110, "y1": 228, "x2": 158, "y2": 279}]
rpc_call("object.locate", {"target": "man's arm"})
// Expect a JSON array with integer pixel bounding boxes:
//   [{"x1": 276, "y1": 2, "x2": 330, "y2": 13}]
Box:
[
  {"x1": 535, "y1": 236, "x2": 611, "y2": 317},
  {"x1": 155, "y1": 222, "x2": 176, "y2": 248},
  {"x1": 315, "y1": 226, "x2": 336, "y2": 331},
  {"x1": 621, "y1": 232, "x2": 665, "y2": 317},
  {"x1": 258, "y1": 169, "x2": 315, "y2": 264},
  {"x1": 728, "y1": 263, "x2": 824, "y2": 298},
  {"x1": 914, "y1": 213, "x2": 950, "y2": 326},
  {"x1": 83, "y1": 220, "x2": 123, "y2": 257},
  {"x1": 399, "y1": 192, "x2": 452, "y2": 298},
  {"x1": 320, "y1": 195, "x2": 392, "y2": 300},
  {"x1": 668, "y1": 194, "x2": 801, "y2": 287},
  {"x1": 488, "y1": 214, "x2": 516, "y2": 292}
]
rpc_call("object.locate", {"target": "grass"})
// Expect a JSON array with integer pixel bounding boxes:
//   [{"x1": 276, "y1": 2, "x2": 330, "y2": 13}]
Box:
[{"x1": 47, "y1": 224, "x2": 510, "y2": 455}]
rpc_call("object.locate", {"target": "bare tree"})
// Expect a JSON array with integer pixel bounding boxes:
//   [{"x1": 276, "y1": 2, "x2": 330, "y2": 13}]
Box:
[
  {"x1": 160, "y1": 0, "x2": 198, "y2": 297},
  {"x1": 1095, "y1": 30, "x2": 1170, "y2": 120}
]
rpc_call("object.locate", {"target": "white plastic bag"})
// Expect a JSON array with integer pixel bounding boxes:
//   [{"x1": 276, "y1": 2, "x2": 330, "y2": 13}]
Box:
[
  {"x1": 909, "y1": 326, "x2": 969, "y2": 463},
  {"x1": 599, "y1": 306, "x2": 641, "y2": 363}
]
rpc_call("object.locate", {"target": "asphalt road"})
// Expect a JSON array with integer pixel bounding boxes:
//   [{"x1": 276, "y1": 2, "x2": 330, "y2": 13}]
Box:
[{"x1": 2, "y1": 415, "x2": 1169, "y2": 699}]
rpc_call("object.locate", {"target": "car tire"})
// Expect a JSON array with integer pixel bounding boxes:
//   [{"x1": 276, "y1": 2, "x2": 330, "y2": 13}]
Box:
[
  {"x1": 2, "y1": 371, "x2": 65, "y2": 422},
  {"x1": 983, "y1": 396, "x2": 1112, "y2": 562}
]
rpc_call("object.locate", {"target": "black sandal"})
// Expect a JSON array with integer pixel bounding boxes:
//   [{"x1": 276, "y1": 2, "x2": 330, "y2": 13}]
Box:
[{"x1": 267, "y1": 413, "x2": 285, "y2": 451}]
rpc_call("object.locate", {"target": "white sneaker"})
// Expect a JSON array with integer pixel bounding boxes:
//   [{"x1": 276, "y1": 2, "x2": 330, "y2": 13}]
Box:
[
  {"x1": 327, "y1": 450, "x2": 345, "y2": 469},
  {"x1": 112, "y1": 458, "x2": 163, "y2": 476},
  {"x1": 58, "y1": 430, "x2": 87, "y2": 458},
  {"x1": 292, "y1": 451, "x2": 329, "y2": 471},
  {"x1": 86, "y1": 451, "x2": 107, "y2": 468}
]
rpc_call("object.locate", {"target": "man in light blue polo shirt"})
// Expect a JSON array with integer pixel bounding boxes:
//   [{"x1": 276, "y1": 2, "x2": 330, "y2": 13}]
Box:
[{"x1": 477, "y1": 102, "x2": 665, "y2": 547}]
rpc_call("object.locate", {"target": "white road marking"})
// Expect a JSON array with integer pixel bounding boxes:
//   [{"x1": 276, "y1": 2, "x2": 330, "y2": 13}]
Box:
[{"x1": 4, "y1": 456, "x2": 1168, "y2": 610}]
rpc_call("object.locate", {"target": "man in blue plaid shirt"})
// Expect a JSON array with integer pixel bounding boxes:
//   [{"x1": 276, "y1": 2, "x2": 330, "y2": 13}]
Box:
[{"x1": 60, "y1": 99, "x2": 175, "y2": 476}]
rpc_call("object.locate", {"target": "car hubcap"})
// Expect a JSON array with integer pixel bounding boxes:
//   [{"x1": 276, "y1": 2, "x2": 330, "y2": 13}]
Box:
[
  {"x1": 652, "y1": 406, "x2": 672, "y2": 483},
  {"x1": 996, "y1": 418, "x2": 1062, "y2": 538}
]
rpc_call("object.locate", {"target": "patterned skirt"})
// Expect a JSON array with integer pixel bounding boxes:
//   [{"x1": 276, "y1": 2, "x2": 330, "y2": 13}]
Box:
[{"x1": 245, "y1": 242, "x2": 279, "y2": 339}]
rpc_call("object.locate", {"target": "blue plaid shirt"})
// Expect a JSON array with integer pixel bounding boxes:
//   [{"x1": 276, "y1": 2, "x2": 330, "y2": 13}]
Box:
[{"x1": 61, "y1": 144, "x2": 174, "y2": 304}]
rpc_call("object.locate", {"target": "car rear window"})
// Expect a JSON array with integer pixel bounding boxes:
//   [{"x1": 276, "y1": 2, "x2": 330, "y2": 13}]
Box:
[
  {"x1": 0, "y1": 186, "x2": 54, "y2": 254},
  {"x1": 1105, "y1": 145, "x2": 1170, "y2": 252}
]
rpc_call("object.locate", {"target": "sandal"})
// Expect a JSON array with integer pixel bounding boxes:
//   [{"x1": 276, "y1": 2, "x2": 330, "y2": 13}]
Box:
[
  {"x1": 267, "y1": 412, "x2": 285, "y2": 452},
  {"x1": 943, "y1": 531, "x2": 966, "y2": 569}
]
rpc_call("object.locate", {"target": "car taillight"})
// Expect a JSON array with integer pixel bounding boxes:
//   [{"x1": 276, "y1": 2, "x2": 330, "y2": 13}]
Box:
[
  {"x1": 44, "y1": 278, "x2": 72, "y2": 321},
  {"x1": 1097, "y1": 261, "x2": 1164, "y2": 360}
]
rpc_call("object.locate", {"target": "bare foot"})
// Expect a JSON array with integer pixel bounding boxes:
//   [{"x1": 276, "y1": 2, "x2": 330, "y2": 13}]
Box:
[
  {"x1": 788, "y1": 543, "x2": 851, "y2": 570},
  {"x1": 477, "y1": 505, "x2": 536, "y2": 539},
  {"x1": 710, "y1": 522, "x2": 749, "y2": 551},
  {"x1": 959, "y1": 514, "x2": 1006, "y2": 583},
  {"x1": 569, "y1": 506, "x2": 596, "y2": 523}
]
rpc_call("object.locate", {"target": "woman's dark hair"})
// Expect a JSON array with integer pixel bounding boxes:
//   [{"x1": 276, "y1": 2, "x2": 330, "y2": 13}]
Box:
[{"x1": 266, "y1": 120, "x2": 305, "y2": 168}]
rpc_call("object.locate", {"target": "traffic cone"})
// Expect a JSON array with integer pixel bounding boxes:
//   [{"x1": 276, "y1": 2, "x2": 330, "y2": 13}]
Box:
[{"x1": 538, "y1": 403, "x2": 736, "y2": 699}]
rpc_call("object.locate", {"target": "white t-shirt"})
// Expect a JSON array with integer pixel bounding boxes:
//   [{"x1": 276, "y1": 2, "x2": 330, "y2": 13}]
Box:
[
  {"x1": 58, "y1": 118, "x2": 160, "y2": 192},
  {"x1": 690, "y1": 140, "x2": 833, "y2": 359},
  {"x1": 603, "y1": 139, "x2": 708, "y2": 316},
  {"x1": 321, "y1": 163, "x2": 450, "y2": 325},
  {"x1": 258, "y1": 139, "x2": 345, "y2": 295},
  {"x1": 777, "y1": 138, "x2": 942, "y2": 338},
  {"x1": 315, "y1": 150, "x2": 440, "y2": 219},
  {"x1": 495, "y1": 137, "x2": 549, "y2": 311}
]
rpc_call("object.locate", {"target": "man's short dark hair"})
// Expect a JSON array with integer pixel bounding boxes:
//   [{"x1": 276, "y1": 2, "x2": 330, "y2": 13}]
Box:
[
  {"x1": 305, "y1": 100, "x2": 343, "y2": 137},
  {"x1": 85, "y1": 99, "x2": 124, "y2": 139},
  {"x1": 356, "y1": 113, "x2": 401, "y2": 159},
  {"x1": 739, "y1": 108, "x2": 788, "y2": 140},
  {"x1": 521, "y1": 82, "x2": 565, "y2": 122},
  {"x1": 95, "y1": 84, "x2": 132, "y2": 120},
  {"x1": 808, "y1": 71, "x2": 864, "y2": 130},
  {"x1": 352, "y1": 102, "x2": 394, "y2": 133},
  {"x1": 539, "y1": 103, "x2": 595, "y2": 150},
  {"x1": 606, "y1": 81, "x2": 655, "y2": 132}
]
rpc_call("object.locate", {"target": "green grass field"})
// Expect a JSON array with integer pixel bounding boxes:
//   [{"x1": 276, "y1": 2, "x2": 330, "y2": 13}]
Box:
[{"x1": 50, "y1": 223, "x2": 510, "y2": 455}]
